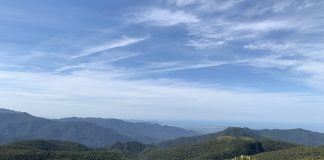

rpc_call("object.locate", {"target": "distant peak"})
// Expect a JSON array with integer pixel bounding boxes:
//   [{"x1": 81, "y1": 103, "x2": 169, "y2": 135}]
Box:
[
  {"x1": 0, "y1": 108, "x2": 21, "y2": 114},
  {"x1": 219, "y1": 127, "x2": 260, "y2": 139},
  {"x1": 223, "y1": 127, "x2": 252, "y2": 132}
]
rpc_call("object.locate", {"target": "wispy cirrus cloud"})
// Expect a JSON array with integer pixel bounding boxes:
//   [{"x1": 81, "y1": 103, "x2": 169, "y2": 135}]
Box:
[
  {"x1": 243, "y1": 41, "x2": 296, "y2": 52},
  {"x1": 128, "y1": 8, "x2": 199, "y2": 26},
  {"x1": 72, "y1": 36, "x2": 148, "y2": 59},
  {"x1": 168, "y1": 0, "x2": 244, "y2": 12},
  {"x1": 185, "y1": 19, "x2": 292, "y2": 49},
  {"x1": 142, "y1": 60, "x2": 228, "y2": 73},
  {"x1": 127, "y1": 0, "x2": 324, "y2": 92}
]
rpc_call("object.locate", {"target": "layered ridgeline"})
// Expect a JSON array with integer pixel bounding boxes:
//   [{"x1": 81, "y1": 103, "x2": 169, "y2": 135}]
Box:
[
  {"x1": 0, "y1": 109, "x2": 131, "y2": 147},
  {"x1": 1, "y1": 127, "x2": 324, "y2": 160},
  {"x1": 248, "y1": 128, "x2": 324, "y2": 145},
  {"x1": 138, "y1": 127, "x2": 298, "y2": 160},
  {"x1": 160, "y1": 127, "x2": 324, "y2": 147},
  {"x1": 139, "y1": 127, "x2": 324, "y2": 160},
  {"x1": 0, "y1": 108, "x2": 197, "y2": 147},
  {"x1": 59, "y1": 117, "x2": 198, "y2": 143}
]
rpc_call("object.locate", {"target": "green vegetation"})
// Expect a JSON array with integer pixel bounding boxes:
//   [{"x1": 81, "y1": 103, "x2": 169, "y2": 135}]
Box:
[
  {"x1": 139, "y1": 136, "x2": 265, "y2": 160},
  {"x1": 106, "y1": 141, "x2": 153, "y2": 155},
  {"x1": 0, "y1": 140, "x2": 127, "y2": 160},
  {"x1": 2, "y1": 109, "x2": 324, "y2": 160},
  {"x1": 2, "y1": 136, "x2": 324, "y2": 160},
  {"x1": 253, "y1": 146, "x2": 324, "y2": 160},
  {"x1": 250, "y1": 128, "x2": 324, "y2": 145},
  {"x1": 7, "y1": 140, "x2": 89, "y2": 151}
]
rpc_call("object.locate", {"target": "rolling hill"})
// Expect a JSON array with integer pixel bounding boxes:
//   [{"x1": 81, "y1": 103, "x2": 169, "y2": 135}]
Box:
[
  {"x1": 250, "y1": 128, "x2": 324, "y2": 145},
  {"x1": 139, "y1": 134, "x2": 297, "y2": 160},
  {"x1": 253, "y1": 146, "x2": 324, "y2": 160},
  {"x1": 160, "y1": 127, "x2": 324, "y2": 147},
  {"x1": 0, "y1": 128, "x2": 323, "y2": 160},
  {"x1": 0, "y1": 135, "x2": 298, "y2": 160}
]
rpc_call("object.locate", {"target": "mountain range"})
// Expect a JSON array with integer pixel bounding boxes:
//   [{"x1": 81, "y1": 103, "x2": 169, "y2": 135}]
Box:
[
  {"x1": 0, "y1": 109, "x2": 324, "y2": 160},
  {"x1": 160, "y1": 127, "x2": 324, "y2": 147},
  {"x1": 58, "y1": 117, "x2": 198, "y2": 143},
  {"x1": 0, "y1": 108, "x2": 197, "y2": 147},
  {"x1": 2, "y1": 108, "x2": 324, "y2": 159},
  {"x1": 1, "y1": 127, "x2": 321, "y2": 160}
]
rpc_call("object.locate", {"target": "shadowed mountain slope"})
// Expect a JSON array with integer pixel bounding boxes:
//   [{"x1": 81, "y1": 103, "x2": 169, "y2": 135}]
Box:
[
  {"x1": 59, "y1": 117, "x2": 198, "y2": 143},
  {"x1": 0, "y1": 108, "x2": 131, "y2": 147}
]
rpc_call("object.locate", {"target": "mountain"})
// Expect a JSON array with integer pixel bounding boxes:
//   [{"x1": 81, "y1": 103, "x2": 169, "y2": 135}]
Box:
[
  {"x1": 0, "y1": 108, "x2": 197, "y2": 147},
  {"x1": 0, "y1": 140, "x2": 126, "y2": 160},
  {"x1": 0, "y1": 127, "x2": 319, "y2": 160},
  {"x1": 249, "y1": 128, "x2": 324, "y2": 145},
  {"x1": 160, "y1": 127, "x2": 324, "y2": 147},
  {"x1": 0, "y1": 108, "x2": 131, "y2": 147},
  {"x1": 159, "y1": 127, "x2": 260, "y2": 147},
  {"x1": 136, "y1": 127, "x2": 297, "y2": 160},
  {"x1": 0, "y1": 108, "x2": 21, "y2": 114},
  {"x1": 7, "y1": 140, "x2": 89, "y2": 151},
  {"x1": 139, "y1": 135, "x2": 296, "y2": 160},
  {"x1": 0, "y1": 136, "x2": 321, "y2": 160},
  {"x1": 59, "y1": 117, "x2": 198, "y2": 143},
  {"x1": 106, "y1": 141, "x2": 153, "y2": 155},
  {"x1": 253, "y1": 146, "x2": 324, "y2": 160}
]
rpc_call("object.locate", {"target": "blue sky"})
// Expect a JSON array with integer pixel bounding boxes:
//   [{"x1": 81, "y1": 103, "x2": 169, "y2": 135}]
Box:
[{"x1": 0, "y1": 0, "x2": 324, "y2": 124}]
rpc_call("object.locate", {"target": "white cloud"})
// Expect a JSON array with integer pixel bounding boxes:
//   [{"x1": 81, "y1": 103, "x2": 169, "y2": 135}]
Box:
[
  {"x1": 271, "y1": 0, "x2": 293, "y2": 12},
  {"x1": 72, "y1": 36, "x2": 148, "y2": 59},
  {"x1": 169, "y1": 0, "x2": 244, "y2": 12},
  {"x1": 169, "y1": 0, "x2": 197, "y2": 6},
  {"x1": 244, "y1": 41, "x2": 296, "y2": 52},
  {"x1": 129, "y1": 8, "x2": 199, "y2": 26},
  {"x1": 196, "y1": 0, "x2": 244, "y2": 12},
  {"x1": 143, "y1": 61, "x2": 228, "y2": 73},
  {"x1": 1, "y1": 69, "x2": 324, "y2": 122},
  {"x1": 240, "y1": 56, "x2": 299, "y2": 69},
  {"x1": 56, "y1": 52, "x2": 142, "y2": 73},
  {"x1": 230, "y1": 20, "x2": 291, "y2": 32},
  {"x1": 295, "y1": 62, "x2": 324, "y2": 89},
  {"x1": 2, "y1": 0, "x2": 324, "y2": 123},
  {"x1": 160, "y1": 0, "x2": 324, "y2": 92},
  {"x1": 185, "y1": 19, "x2": 292, "y2": 49}
]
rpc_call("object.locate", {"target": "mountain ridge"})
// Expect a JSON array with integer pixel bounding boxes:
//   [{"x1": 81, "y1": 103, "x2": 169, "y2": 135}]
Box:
[
  {"x1": 159, "y1": 127, "x2": 324, "y2": 147},
  {"x1": 59, "y1": 117, "x2": 198, "y2": 143},
  {"x1": 0, "y1": 108, "x2": 197, "y2": 147}
]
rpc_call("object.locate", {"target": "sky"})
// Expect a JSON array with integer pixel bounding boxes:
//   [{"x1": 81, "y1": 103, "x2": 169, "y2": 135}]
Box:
[{"x1": 0, "y1": 0, "x2": 324, "y2": 125}]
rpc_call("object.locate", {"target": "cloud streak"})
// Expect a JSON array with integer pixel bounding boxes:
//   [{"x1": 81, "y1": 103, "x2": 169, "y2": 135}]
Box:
[
  {"x1": 128, "y1": 0, "x2": 324, "y2": 91},
  {"x1": 72, "y1": 36, "x2": 148, "y2": 59},
  {"x1": 128, "y1": 8, "x2": 199, "y2": 26}
]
